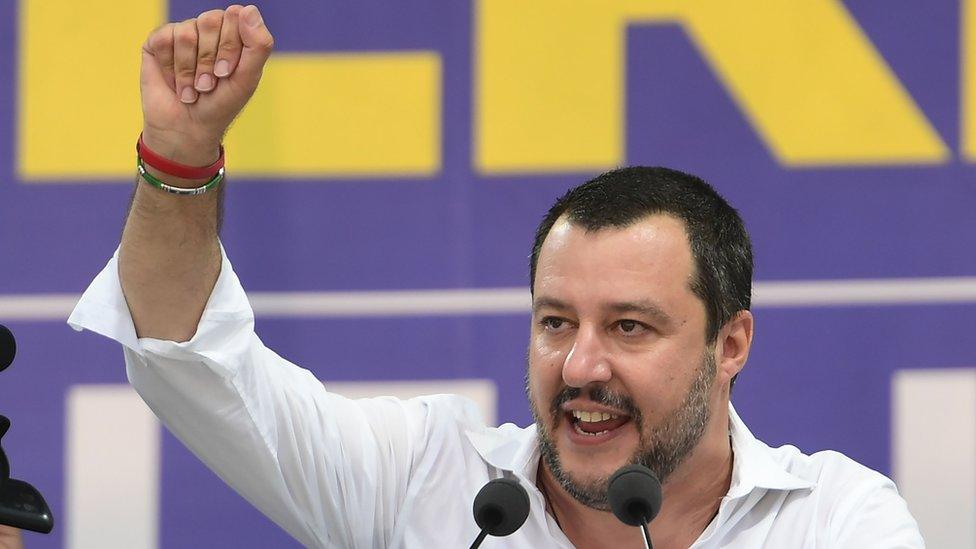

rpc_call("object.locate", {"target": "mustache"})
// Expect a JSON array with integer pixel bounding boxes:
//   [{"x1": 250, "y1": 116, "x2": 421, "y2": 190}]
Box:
[{"x1": 549, "y1": 386, "x2": 643, "y2": 424}]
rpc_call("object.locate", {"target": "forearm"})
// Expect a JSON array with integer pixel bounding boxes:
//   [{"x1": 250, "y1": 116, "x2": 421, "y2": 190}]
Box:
[
  {"x1": 119, "y1": 5, "x2": 272, "y2": 341},
  {"x1": 119, "y1": 156, "x2": 222, "y2": 341}
]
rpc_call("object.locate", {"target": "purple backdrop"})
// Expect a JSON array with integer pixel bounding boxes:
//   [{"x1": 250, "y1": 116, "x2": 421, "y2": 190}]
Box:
[{"x1": 1, "y1": 1, "x2": 973, "y2": 547}]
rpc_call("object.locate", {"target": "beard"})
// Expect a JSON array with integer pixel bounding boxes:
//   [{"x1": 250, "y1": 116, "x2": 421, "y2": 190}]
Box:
[{"x1": 528, "y1": 350, "x2": 716, "y2": 511}]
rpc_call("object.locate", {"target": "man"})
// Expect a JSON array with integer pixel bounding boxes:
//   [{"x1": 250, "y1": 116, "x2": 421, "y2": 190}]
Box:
[{"x1": 68, "y1": 5, "x2": 923, "y2": 547}]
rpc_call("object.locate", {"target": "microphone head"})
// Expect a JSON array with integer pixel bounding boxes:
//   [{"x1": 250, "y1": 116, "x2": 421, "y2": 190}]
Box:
[
  {"x1": 472, "y1": 478, "x2": 530, "y2": 537},
  {"x1": 608, "y1": 464, "x2": 663, "y2": 527},
  {"x1": 0, "y1": 324, "x2": 15, "y2": 373}
]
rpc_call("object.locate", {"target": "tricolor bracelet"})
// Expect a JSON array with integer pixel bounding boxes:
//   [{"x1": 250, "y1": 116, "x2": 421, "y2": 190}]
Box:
[
  {"x1": 137, "y1": 133, "x2": 225, "y2": 179},
  {"x1": 136, "y1": 133, "x2": 226, "y2": 195},
  {"x1": 138, "y1": 158, "x2": 224, "y2": 196}
]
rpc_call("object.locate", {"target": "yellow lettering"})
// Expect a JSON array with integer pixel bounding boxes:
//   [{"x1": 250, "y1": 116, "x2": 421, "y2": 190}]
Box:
[
  {"x1": 19, "y1": 0, "x2": 440, "y2": 180},
  {"x1": 475, "y1": 0, "x2": 948, "y2": 173},
  {"x1": 963, "y1": 0, "x2": 976, "y2": 160},
  {"x1": 19, "y1": 0, "x2": 163, "y2": 179},
  {"x1": 227, "y1": 53, "x2": 440, "y2": 177}
]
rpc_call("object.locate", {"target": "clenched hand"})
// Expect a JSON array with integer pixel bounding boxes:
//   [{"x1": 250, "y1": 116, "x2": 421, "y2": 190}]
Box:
[{"x1": 140, "y1": 4, "x2": 273, "y2": 167}]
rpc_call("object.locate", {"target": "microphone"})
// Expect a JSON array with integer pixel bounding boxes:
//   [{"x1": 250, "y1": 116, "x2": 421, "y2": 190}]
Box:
[
  {"x1": 469, "y1": 477, "x2": 530, "y2": 548},
  {"x1": 608, "y1": 464, "x2": 663, "y2": 549},
  {"x1": 0, "y1": 325, "x2": 15, "y2": 373}
]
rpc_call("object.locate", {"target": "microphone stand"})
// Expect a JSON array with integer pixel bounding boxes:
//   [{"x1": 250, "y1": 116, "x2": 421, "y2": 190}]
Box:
[
  {"x1": 469, "y1": 528, "x2": 489, "y2": 549},
  {"x1": 639, "y1": 520, "x2": 652, "y2": 549}
]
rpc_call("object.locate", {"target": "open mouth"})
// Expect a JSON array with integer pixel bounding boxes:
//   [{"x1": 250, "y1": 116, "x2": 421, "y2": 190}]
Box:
[{"x1": 566, "y1": 410, "x2": 631, "y2": 438}]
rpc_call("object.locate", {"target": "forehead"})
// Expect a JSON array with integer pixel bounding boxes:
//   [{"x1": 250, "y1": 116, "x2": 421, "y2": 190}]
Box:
[{"x1": 533, "y1": 214, "x2": 697, "y2": 304}]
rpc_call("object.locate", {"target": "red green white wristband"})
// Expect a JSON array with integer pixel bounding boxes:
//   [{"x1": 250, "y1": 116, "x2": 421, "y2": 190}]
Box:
[
  {"x1": 137, "y1": 159, "x2": 224, "y2": 196},
  {"x1": 136, "y1": 133, "x2": 225, "y2": 195}
]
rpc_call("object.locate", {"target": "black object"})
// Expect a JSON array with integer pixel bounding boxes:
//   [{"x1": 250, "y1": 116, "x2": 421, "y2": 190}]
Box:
[
  {"x1": 0, "y1": 324, "x2": 55, "y2": 534},
  {"x1": 0, "y1": 417, "x2": 8, "y2": 482},
  {"x1": 0, "y1": 479, "x2": 53, "y2": 533},
  {"x1": 608, "y1": 464, "x2": 663, "y2": 549},
  {"x1": 469, "y1": 477, "x2": 530, "y2": 548},
  {"x1": 0, "y1": 325, "x2": 14, "y2": 373}
]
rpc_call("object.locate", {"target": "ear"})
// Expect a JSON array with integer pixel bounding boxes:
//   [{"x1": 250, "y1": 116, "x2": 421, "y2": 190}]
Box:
[{"x1": 716, "y1": 310, "x2": 753, "y2": 383}]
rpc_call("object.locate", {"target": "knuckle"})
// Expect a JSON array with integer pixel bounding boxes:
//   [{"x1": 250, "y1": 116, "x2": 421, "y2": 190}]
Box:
[
  {"x1": 148, "y1": 29, "x2": 173, "y2": 53},
  {"x1": 258, "y1": 35, "x2": 275, "y2": 52},
  {"x1": 197, "y1": 50, "x2": 217, "y2": 65},
  {"x1": 217, "y1": 40, "x2": 240, "y2": 54},
  {"x1": 176, "y1": 66, "x2": 197, "y2": 80},
  {"x1": 197, "y1": 10, "x2": 223, "y2": 30},
  {"x1": 175, "y1": 26, "x2": 197, "y2": 46},
  {"x1": 145, "y1": 27, "x2": 162, "y2": 46},
  {"x1": 147, "y1": 23, "x2": 173, "y2": 45}
]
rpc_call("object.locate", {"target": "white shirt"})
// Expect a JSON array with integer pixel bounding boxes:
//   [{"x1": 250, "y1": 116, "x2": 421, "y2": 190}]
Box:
[{"x1": 68, "y1": 249, "x2": 925, "y2": 548}]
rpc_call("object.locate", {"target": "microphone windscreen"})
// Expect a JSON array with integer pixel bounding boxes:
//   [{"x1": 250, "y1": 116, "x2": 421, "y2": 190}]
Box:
[
  {"x1": 472, "y1": 478, "x2": 530, "y2": 537},
  {"x1": 607, "y1": 464, "x2": 663, "y2": 526},
  {"x1": 0, "y1": 324, "x2": 14, "y2": 373}
]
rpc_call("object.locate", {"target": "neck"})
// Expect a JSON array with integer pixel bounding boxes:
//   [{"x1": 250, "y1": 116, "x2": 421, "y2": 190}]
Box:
[{"x1": 538, "y1": 406, "x2": 734, "y2": 549}]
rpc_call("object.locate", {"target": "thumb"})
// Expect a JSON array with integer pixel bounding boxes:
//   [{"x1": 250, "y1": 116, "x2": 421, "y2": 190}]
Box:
[{"x1": 235, "y1": 5, "x2": 274, "y2": 86}]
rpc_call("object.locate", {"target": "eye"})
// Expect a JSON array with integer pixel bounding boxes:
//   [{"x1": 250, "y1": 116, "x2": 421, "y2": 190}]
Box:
[
  {"x1": 540, "y1": 316, "x2": 569, "y2": 332},
  {"x1": 615, "y1": 319, "x2": 649, "y2": 336}
]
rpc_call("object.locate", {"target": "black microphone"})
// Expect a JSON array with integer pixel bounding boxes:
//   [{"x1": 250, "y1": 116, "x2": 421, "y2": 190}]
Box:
[
  {"x1": 469, "y1": 477, "x2": 530, "y2": 548},
  {"x1": 0, "y1": 325, "x2": 15, "y2": 373},
  {"x1": 608, "y1": 464, "x2": 663, "y2": 549}
]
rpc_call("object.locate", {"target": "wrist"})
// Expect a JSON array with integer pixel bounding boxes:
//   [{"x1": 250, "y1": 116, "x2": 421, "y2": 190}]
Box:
[
  {"x1": 137, "y1": 131, "x2": 225, "y2": 192},
  {"x1": 141, "y1": 128, "x2": 221, "y2": 167},
  {"x1": 139, "y1": 160, "x2": 224, "y2": 195}
]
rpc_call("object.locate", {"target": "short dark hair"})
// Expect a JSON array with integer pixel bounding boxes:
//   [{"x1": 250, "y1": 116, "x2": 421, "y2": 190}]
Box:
[{"x1": 530, "y1": 166, "x2": 753, "y2": 345}]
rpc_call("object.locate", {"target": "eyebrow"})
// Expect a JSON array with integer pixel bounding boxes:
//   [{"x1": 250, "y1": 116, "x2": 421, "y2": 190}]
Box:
[
  {"x1": 532, "y1": 297, "x2": 675, "y2": 327},
  {"x1": 532, "y1": 296, "x2": 572, "y2": 314},
  {"x1": 607, "y1": 300, "x2": 675, "y2": 327}
]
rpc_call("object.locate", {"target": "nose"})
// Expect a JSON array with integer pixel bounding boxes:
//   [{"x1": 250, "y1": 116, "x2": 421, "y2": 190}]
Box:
[{"x1": 562, "y1": 325, "x2": 612, "y2": 388}]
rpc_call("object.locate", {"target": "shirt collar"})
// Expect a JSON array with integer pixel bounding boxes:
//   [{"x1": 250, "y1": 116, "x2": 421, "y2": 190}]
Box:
[
  {"x1": 465, "y1": 422, "x2": 542, "y2": 482},
  {"x1": 465, "y1": 403, "x2": 816, "y2": 497},
  {"x1": 726, "y1": 403, "x2": 816, "y2": 498}
]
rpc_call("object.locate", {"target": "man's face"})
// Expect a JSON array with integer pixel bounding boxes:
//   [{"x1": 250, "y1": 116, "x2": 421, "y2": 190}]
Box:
[{"x1": 528, "y1": 214, "x2": 717, "y2": 509}]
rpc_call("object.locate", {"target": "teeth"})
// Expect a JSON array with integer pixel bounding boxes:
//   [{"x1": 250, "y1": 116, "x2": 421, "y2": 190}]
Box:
[{"x1": 571, "y1": 410, "x2": 618, "y2": 423}]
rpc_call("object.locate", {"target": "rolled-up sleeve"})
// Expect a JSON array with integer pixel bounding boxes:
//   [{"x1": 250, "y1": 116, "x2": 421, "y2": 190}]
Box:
[{"x1": 68, "y1": 247, "x2": 429, "y2": 548}]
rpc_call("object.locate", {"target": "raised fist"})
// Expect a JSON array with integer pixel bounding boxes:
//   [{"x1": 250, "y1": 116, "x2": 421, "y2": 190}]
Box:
[{"x1": 140, "y1": 5, "x2": 273, "y2": 166}]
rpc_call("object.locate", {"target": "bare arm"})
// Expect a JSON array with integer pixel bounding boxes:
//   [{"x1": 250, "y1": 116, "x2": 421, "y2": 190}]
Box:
[{"x1": 120, "y1": 5, "x2": 273, "y2": 341}]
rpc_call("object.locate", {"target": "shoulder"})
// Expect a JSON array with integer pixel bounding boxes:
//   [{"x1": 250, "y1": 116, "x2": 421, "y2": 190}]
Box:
[
  {"x1": 384, "y1": 392, "x2": 512, "y2": 453},
  {"x1": 392, "y1": 394, "x2": 535, "y2": 490},
  {"x1": 404, "y1": 393, "x2": 493, "y2": 429},
  {"x1": 763, "y1": 443, "x2": 924, "y2": 547},
  {"x1": 768, "y1": 443, "x2": 892, "y2": 494}
]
